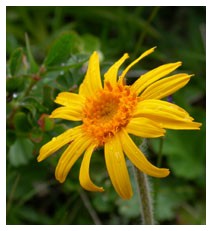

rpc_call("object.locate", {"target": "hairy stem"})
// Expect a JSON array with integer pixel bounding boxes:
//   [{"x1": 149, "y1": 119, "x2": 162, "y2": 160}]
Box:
[{"x1": 133, "y1": 166, "x2": 154, "y2": 225}]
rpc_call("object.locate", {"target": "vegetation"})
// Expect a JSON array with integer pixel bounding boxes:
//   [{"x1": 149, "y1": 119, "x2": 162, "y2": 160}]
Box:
[{"x1": 6, "y1": 6, "x2": 205, "y2": 225}]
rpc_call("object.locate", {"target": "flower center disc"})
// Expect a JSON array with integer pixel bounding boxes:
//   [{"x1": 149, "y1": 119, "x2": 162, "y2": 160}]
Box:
[{"x1": 82, "y1": 82, "x2": 138, "y2": 146}]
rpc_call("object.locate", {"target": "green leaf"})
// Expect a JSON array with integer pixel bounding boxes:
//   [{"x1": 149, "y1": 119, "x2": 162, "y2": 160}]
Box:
[
  {"x1": 44, "y1": 117, "x2": 54, "y2": 131},
  {"x1": 38, "y1": 114, "x2": 55, "y2": 131},
  {"x1": 151, "y1": 128, "x2": 205, "y2": 182},
  {"x1": 6, "y1": 130, "x2": 17, "y2": 147},
  {"x1": 21, "y1": 96, "x2": 46, "y2": 117},
  {"x1": 8, "y1": 47, "x2": 24, "y2": 76},
  {"x1": 48, "y1": 53, "x2": 88, "y2": 73},
  {"x1": 155, "y1": 181, "x2": 195, "y2": 222},
  {"x1": 92, "y1": 194, "x2": 115, "y2": 213},
  {"x1": 6, "y1": 76, "x2": 25, "y2": 93},
  {"x1": 81, "y1": 34, "x2": 100, "y2": 53},
  {"x1": 6, "y1": 34, "x2": 19, "y2": 56},
  {"x1": 56, "y1": 71, "x2": 74, "y2": 91},
  {"x1": 44, "y1": 32, "x2": 75, "y2": 67},
  {"x1": 25, "y1": 33, "x2": 39, "y2": 73},
  {"x1": 29, "y1": 127, "x2": 43, "y2": 143},
  {"x1": 13, "y1": 112, "x2": 32, "y2": 133},
  {"x1": 15, "y1": 206, "x2": 53, "y2": 224},
  {"x1": 8, "y1": 138, "x2": 34, "y2": 167},
  {"x1": 42, "y1": 85, "x2": 56, "y2": 111},
  {"x1": 117, "y1": 193, "x2": 140, "y2": 219}
]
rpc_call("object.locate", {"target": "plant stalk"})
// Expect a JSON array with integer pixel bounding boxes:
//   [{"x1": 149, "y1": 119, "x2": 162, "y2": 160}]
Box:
[
  {"x1": 79, "y1": 189, "x2": 102, "y2": 225},
  {"x1": 133, "y1": 166, "x2": 154, "y2": 225}
]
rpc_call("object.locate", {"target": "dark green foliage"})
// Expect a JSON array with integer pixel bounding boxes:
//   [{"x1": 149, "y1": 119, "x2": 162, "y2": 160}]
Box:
[
  {"x1": 6, "y1": 76, "x2": 25, "y2": 93},
  {"x1": 8, "y1": 47, "x2": 24, "y2": 76},
  {"x1": 44, "y1": 32, "x2": 76, "y2": 67},
  {"x1": 6, "y1": 6, "x2": 205, "y2": 225},
  {"x1": 8, "y1": 138, "x2": 34, "y2": 167}
]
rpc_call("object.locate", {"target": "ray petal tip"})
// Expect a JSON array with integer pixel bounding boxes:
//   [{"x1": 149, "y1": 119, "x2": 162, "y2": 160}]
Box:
[
  {"x1": 37, "y1": 155, "x2": 42, "y2": 162},
  {"x1": 177, "y1": 61, "x2": 182, "y2": 66},
  {"x1": 92, "y1": 51, "x2": 99, "y2": 59},
  {"x1": 158, "y1": 168, "x2": 170, "y2": 178},
  {"x1": 144, "y1": 46, "x2": 157, "y2": 55},
  {"x1": 122, "y1": 192, "x2": 133, "y2": 200},
  {"x1": 196, "y1": 123, "x2": 202, "y2": 129},
  {"x1": 165, "y1": 168, "x2": 170, "y2": 177},
  {"x1": 98, "y1": 187, "x2": 105, "y2": 192},
  {"x1": 55, "y1": 174, "x2": 65, "y2": 183}
]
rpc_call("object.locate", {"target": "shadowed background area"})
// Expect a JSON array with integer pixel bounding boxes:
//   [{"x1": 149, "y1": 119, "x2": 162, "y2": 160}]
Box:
[{"x1": 6, "y1": 6, "x2": 205, "y2": 225}]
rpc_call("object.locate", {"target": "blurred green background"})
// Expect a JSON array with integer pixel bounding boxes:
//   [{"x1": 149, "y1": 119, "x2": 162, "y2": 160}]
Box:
[{"x1": 6, "y1": 6, "x2": 206, "y2": 225}]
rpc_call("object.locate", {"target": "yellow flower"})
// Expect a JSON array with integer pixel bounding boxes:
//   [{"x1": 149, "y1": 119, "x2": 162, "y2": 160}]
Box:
[{"x1": 37, "y1": 47, "x2": 201, "y2": 199}]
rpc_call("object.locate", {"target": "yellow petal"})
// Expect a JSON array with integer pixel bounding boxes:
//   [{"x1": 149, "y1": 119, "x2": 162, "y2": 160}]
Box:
[
  {"x1": 49, "y1": 106, "x2": 82, "y2": 121},
  {"x1": 118, "y1": 129, "x2": 170, "y2": 178},
  {"x1": 140, "y1": 73, "x2": 192, "y2": 100},
  {"x1": 104, "y1": 53, "x2": 129, "y2": 86},
  {"x1": 104, "y1": 135, "x2": 133, "y2": 199},
  {"x1": 133, "y1": 99, "x2": 201, "y2": 130},
  {"x1": 134, "y1": 99, "x2": 193, "y2": 119},
  {"x1": 55, "y1": 135, "x2": 92, "y2": 183},
  {"x1": 118, "y1": 47, "x2": 156, "y2": 84},
  {"x1": 54, "y1": 92, "x2": 85, "y2": 107},
  {"x1": 131, "y1": 61, "x2": 182, "y2": 95},
  {"x1": 79, "y1": 144, "x2": 104, "y2": 192},
  {"x1": 126, "y1": 117, "x2": 165, "y2": 138},
  {"x1": 37, "y1": 126, "x2": 82, "y2": 162},
  {"x1": 79, "y1": 51, "x2": 102, "y2": 97}
]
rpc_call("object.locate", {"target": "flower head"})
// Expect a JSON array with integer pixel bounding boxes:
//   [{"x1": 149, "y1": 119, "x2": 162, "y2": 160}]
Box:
[{"x1": 37, "y1": 47, "x2": 201, "y2": 199}]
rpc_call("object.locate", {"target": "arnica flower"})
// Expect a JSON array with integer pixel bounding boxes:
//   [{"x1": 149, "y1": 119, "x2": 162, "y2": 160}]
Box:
[{"x1": 37, "y1": 47, "x2": 201, "y2": 199}]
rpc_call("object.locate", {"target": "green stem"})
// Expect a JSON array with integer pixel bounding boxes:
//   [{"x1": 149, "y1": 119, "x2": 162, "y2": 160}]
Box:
[
  {"x1": 7, "y1": 78, "x2": 37, "y2": 128},
  {"x1": 79, "y1": 189, "x2": 102, "y2": 225},
  {"x1": 133, "y1": 6, "x2": 160, "y2": 59},
  {"x1": 6, "y1": 174, "x2": 20, "y2": 214},
  {"x1": 154, "y1": 137, "x2": 164, "y2": 205},
  {"x1": 23, "y1": 78, "x2": 37, "y2": 98},
  {"x1": 157, "y1": 137, "x2": 164, "y2": 167},
  {"x1": 133, "y1": 166, "x2": 154, "y2": 225}
]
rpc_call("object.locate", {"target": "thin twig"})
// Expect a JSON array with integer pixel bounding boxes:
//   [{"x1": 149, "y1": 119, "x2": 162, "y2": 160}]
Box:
[
  {"x1": 154, "y1": 137, "x2": 164, "y2": 208},
  {"x1": 6, "y1": 174, "x2": 20, "y2": 214},
  {"x1": 157, "y1": 137, "x2": 164, "y2": 168},
  {"x1": 133, "y1": 6, "x2": 160, "y2": 59},
  {"x1": 79, "y1": 189, "x2": 102, "y2": 225}
]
